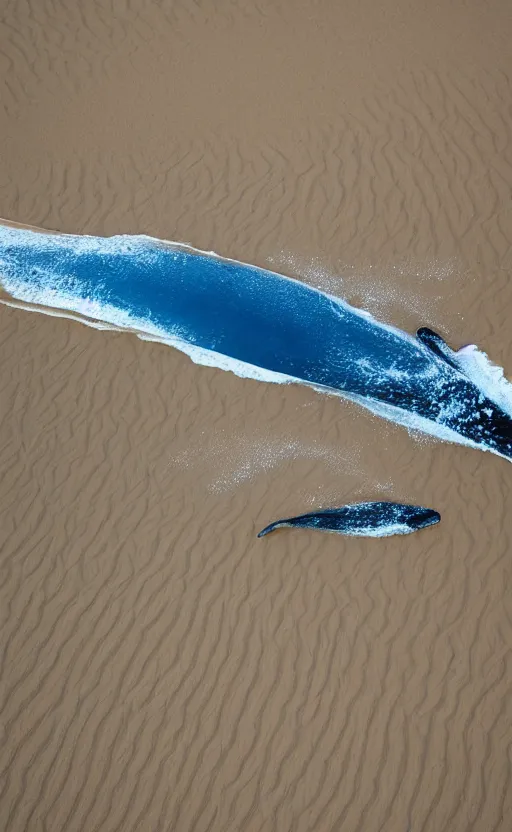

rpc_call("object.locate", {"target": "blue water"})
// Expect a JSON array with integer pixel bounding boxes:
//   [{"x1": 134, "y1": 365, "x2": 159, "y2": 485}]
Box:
[{"x1": 1, "y1": 224, "x2": 512, "y2": 460}]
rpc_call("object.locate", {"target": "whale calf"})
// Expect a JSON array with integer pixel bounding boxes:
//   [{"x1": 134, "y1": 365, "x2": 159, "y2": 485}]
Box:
[
  {"x1": 1, "y1": 222, "x2": 511, "y2": 461},
  {"x1": 257, "y1": 502, "x2": 441, "y2": 539}
]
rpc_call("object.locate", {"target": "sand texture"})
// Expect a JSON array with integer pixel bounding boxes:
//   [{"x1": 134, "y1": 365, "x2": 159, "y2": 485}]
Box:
[{"x1": 1, "y1": 2, "x2": 512, "y2": 830}]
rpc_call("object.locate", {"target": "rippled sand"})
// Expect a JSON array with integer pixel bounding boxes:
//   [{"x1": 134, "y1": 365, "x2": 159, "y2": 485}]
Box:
[{"x1": 1, "y1": 2, "x2": 512, "y2": 831}]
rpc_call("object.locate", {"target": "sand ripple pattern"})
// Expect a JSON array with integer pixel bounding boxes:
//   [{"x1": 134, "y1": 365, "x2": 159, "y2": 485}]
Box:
[
  {"x1": 2, "y1": 1, "x2": 512, "y2": 830},
  {"x1": 1, "y1": 73, "x2": 512, "y2": 340},
  {"x1": 1, "y1": 310, "x2": 511, "y2": 832}
]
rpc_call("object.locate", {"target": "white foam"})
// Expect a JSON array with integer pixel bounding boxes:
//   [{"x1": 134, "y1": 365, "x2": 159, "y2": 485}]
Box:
[
  {"x1": 267, "y1": 251, "x2": 460, "y2": 324},
  {"x1": 170, "y1": 430, "x2": 359, "y2": 493},
  {"x1": 454, "y1": 345, "x2": 512, "y2": 419}
]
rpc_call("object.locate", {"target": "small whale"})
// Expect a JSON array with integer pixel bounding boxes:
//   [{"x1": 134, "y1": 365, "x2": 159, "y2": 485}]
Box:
[{"x1": 257, "y1": 501, "x2": 440, "y2": 539}]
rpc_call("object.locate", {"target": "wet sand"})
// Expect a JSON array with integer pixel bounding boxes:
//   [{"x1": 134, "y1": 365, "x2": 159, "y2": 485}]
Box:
[{"x1": 1, "y1": 2, "x2": 512, "y2": 830}]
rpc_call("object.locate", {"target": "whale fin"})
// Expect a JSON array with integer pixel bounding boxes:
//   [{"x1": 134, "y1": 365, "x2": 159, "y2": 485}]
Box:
[
  {"x1": 416, "y1": 327, "x2": 461, "y2": 370},
  {"x1": 418, "y1": 328, "x2": 512, "y2": 418}
]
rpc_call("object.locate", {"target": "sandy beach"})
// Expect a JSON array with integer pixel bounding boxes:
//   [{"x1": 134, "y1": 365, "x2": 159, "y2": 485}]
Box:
[{"x1": 1, "y1": 2, "x2": 512, "y2": 830}]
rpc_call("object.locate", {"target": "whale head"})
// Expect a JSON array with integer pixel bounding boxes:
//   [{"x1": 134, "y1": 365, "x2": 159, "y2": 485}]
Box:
[
  {"x1": 462, "y1": 399, "x2": 512, "y2": 461},
  {"x1": 403, "y1": 506, "x2": 441, "y2": 531},
  {"x1": 434, "y1": 375, "x2": 512, "y2": 462}
]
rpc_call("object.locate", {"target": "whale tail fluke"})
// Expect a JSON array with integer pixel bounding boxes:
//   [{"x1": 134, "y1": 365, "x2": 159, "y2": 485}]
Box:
[{"x1": 257, "y1": 520, "x2": 289, "y2": 538}]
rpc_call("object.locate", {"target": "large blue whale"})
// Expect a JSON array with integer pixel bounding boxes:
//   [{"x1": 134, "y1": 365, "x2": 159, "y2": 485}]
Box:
[{"x1": 1, "y1": 222, "x2": 511, "y2": 461}]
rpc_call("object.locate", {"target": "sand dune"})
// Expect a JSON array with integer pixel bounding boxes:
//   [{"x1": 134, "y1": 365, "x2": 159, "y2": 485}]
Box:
[{"x1": 1, "y1": 1, "x2": 512, "y2": 831}]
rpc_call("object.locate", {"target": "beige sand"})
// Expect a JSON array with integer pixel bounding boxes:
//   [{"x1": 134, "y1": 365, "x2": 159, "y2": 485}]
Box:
[{"x1": 1, "y1": 2, "x2": 512, "y2": 830}]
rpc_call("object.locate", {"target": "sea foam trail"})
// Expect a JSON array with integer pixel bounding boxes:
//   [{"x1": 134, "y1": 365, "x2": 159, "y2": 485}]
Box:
[{"x1": 1, "y1": 222, "x2": 512, "y2": 461}]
